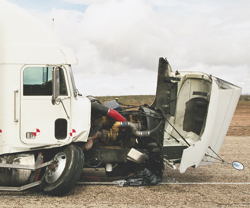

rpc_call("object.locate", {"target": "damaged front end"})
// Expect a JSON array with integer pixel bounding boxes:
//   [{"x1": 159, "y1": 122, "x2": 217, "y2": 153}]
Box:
[
  {"x1": 84, "y1": 97, "x2": 165, "y2": 185},
  {"x1": 155, "y1": 58, "x2": 241, "y2": 173},
  {"x1": 83, "y1": 57, "x2": 241, "y2": 185}
]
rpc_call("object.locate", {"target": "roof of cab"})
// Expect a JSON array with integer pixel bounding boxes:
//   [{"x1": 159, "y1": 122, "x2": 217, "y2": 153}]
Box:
[{"x1": 0, "y1": 1, "x2": 77, "y2": 65}]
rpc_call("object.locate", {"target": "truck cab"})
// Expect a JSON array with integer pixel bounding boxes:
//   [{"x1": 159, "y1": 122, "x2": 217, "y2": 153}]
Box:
[
  {"x1": 0, "y1": 4, "x2": 91, "y2": 154},
  {"x1": 0, "y1": 2, "x2": 90, "y2": 195}
]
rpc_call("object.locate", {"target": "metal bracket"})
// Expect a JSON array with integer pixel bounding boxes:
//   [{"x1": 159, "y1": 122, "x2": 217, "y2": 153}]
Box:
[
  {"x1": 0, "y1": 160, "x2": 53, "y2": 170},
  {"x1": 0, "y1": 180, "x2": 41, "y2": 192}
]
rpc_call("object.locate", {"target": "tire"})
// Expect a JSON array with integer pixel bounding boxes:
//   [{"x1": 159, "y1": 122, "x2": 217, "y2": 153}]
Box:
[{"x1": 41, "y1": 144, "x2": 84, "y2": 196}]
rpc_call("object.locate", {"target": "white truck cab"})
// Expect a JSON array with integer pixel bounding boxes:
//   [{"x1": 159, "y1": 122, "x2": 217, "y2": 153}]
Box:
[
  {"x1": 0, "y1": 2, "x2": 90, "y2": 195},
  {"x1": 0, "y1": 3, "x2": 91, "y2": 155}
]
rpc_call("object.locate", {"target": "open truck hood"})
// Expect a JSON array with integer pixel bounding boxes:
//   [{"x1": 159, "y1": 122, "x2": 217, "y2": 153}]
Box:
[
  {"x1": 153, "y1": 58, "x2": 241, "y2": 173},
  {"x1": 179, "y1": 77, "x2": 241, "y2": 173}
]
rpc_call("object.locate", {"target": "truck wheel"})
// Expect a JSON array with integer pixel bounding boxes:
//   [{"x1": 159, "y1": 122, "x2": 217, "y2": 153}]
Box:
[{"x1": 42, "y1": 144, "x2": 84, "y2": 196}]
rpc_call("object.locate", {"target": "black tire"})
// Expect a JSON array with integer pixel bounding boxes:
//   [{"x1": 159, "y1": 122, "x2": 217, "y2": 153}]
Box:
[{"x1": 41, "y1": 144, "x2": 84, "y2": 196}]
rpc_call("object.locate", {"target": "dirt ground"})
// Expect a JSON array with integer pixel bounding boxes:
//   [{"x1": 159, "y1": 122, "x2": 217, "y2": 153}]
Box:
[
  {"x1": 0, "y1": 100, "x2": 249, "y2": 208},
  {"x1": 227, "y1": 101, "x2": 250, "y2": 136}
]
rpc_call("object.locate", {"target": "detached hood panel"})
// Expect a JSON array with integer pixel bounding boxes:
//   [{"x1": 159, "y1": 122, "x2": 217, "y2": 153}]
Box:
[{"x1": 179, "y1": 78, "x2": 241, "y2": 173}]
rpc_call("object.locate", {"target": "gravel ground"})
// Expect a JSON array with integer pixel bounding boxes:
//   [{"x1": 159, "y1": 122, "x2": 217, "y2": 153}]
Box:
[
  {"x1": 227, "y1": 102, "x2": 250, "y2": 136},
  {"x1": 0, "y1": 136, "x2": 249, "y2": 208}
]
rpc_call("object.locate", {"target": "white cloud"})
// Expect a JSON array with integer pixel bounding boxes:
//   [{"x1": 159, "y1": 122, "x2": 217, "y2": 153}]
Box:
[
  {"x1": 62, "y1": 0, "x2": 112, "y2": 5},
  {"x1": 7, "y1": 0, "x2": 250, "y2": 95}
]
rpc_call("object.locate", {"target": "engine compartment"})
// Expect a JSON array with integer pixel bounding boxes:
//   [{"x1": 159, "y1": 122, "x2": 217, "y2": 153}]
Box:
[
  {"x1": 84, "y1": 99, "x2": 165, "y2": 182},
  {"x1": 82, "y1": 58, "x2": 214, "y2": 184}
]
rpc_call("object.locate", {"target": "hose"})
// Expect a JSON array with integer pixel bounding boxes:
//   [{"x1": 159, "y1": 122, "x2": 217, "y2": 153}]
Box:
[
  {"x1": 113, "y1": 120, "x2": 163, "y2": 137},
  {"x1": 91, "y1": 102, "x2": 126, "y2": 122}
]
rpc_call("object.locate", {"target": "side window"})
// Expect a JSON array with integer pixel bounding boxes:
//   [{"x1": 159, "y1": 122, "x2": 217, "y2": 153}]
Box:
[
  {"x1": 23, "y1": 67, "x2": 53, "y2": 96},
  {"x1": 23, "y1": 67, "x2": 68, "y2": 96}
]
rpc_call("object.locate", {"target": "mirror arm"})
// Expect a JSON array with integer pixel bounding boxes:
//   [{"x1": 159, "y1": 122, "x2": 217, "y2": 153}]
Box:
[{"x1": 59, "y1": 99, "x2": 70, "y2": 119}]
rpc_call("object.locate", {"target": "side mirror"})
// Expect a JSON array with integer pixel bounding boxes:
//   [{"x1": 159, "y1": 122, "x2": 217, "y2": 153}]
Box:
[
  {"x1": 232, "y1": 161, "x2": 244, "y2": 171},
  {"x1": 52, "y1": 67, "x2": 60, "y2": 105}
]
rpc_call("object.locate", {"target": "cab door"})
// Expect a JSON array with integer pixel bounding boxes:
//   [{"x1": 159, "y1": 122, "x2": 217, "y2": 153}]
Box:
[{"x1": 20, "y1": 65, "x2": 71, "y2": 146}]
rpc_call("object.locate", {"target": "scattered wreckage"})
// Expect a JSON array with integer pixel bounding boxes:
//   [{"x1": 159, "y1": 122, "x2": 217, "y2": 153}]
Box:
[{"x1": 0, "y1": 2, "x2": 242, "y2": 196}]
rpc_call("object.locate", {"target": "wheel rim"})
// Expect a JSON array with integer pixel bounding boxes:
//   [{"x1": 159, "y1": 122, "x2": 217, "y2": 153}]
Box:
[{"x1": 44, "y1": 152, "x2": 67, "y2": 184}]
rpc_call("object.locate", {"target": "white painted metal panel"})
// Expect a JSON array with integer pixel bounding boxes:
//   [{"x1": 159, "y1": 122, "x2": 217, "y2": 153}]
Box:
[
  {"x1": 71, "y1": 96, "x2": 91, "y2": 143},
  {"x1": 179, "y1": 77, "x2": 241, "y2": 173},
  {"x1": 20, "y1": 65, "x2": 71, "y2": 146}
]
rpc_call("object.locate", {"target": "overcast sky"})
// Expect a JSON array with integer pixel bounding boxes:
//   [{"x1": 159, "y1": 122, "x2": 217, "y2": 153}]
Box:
[{"x1": 7, "y1": 0, "x2": 250, "y2": 95}]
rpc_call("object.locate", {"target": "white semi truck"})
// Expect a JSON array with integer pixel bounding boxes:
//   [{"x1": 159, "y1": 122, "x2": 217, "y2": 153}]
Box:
[{"x1": 0, "y1": 2, "x2": 241, "y2": 195}]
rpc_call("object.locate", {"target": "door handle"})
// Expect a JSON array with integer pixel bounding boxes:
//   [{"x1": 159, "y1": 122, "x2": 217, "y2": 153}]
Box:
[{"x1": 14, "y1": 90, "x2": 18, "y2": 122}]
